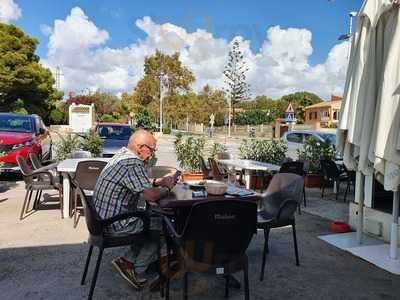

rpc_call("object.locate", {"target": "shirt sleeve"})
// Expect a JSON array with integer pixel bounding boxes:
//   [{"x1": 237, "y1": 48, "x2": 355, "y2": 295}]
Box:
[{"x1": 122, "y1": 162, "x2": 151, "y2": 193}]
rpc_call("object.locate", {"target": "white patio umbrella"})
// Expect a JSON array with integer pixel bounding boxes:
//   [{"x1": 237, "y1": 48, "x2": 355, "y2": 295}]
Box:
[{"x1": 337, "y1": 0, "x2": 400, "y2": 259}]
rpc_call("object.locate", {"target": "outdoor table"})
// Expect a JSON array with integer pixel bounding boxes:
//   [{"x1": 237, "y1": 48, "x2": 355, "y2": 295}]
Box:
[
  {"x1": 218, "y1": 159, "x2": 280, "y2": 189},
  {"x1": 159, "y1": 181, "x2": 262, "y2": 233},
  {"x1": 57, "y1": 157, "x2": 110, "y2": 218}
]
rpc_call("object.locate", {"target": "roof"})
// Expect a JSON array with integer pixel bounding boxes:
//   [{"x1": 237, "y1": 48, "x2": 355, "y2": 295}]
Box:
[{"x1": 304, "y1": 101, "x2": 335, "y2": 109}]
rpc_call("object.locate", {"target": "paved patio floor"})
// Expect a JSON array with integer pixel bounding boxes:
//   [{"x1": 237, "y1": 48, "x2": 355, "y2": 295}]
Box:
[{"x1": 0, "y1": 174, "x2": 399, "y2": 300}]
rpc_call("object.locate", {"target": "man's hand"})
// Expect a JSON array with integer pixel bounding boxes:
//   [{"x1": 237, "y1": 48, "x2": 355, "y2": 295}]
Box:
[{"x1": 154, "y1": 175, "x2": 176, "y2": 189}]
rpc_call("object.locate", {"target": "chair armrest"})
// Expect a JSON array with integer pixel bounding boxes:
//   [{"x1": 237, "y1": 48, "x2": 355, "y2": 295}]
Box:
[
  {"x1": 101, "y1": 210, "x2": 150, "y2": 227},
  {"x1": 30, "y1": 170, "x2": 55, "y2": 185}
]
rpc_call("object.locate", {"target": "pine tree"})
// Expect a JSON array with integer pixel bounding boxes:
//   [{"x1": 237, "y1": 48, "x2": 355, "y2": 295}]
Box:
[{"x1": 223, "y1": 39, "x2": 251, "y2": 122}]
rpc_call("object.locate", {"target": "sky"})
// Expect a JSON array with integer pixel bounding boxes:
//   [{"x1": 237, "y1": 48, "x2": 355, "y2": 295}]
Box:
[{"x1": 0, "y1": 0, "x2": 363, "y2": 100}]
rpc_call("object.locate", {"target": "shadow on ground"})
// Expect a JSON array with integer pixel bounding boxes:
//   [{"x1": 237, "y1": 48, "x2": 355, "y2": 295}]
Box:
[{"x1": 0, "y1": 213, "x2": 399, "y2": 300}]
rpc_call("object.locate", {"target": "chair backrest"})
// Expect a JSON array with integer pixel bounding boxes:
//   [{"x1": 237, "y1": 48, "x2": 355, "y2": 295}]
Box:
[
  {"x1": 320, "y1": 159, "x2": 341, "y2": 179},
  {"x1": 208, "y1": 158, "x2": 224, "y2": 180},
  {"x1": 71, "y1": 151, "x2": 92, "y2": 159},
  {"x1": 16, "y1": 156, "x2": 34, "y2": 185},
  {"x1": 216, "y1": 152, "x2": 232, "y2": 160},
  {"x1": 181, "y1": 200, "x2": 257, "y2": 266},
  {"x1": 29, "y1": 153, "x2": 43, "y2": 170},
  {"x1": 279, "y1": 161, "x2": 304, "y2": 176},
  {"x1": 75, "y1": 185, "x2": 104, "y2": 236},
  {"x1": 199, "y1": 156, "x2": 210, "y2": 176},
  {"x1": 262, "y1": 173, "x2": 304, "y2": 221},
  {"x1": 147, "y1": 166, "x2": 177, "y2": 179},
  {"x1": 74, "y1": 161, "x2": 107, "y2": 191}
]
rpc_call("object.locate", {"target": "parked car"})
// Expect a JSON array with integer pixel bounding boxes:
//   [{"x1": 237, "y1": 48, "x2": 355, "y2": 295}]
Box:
[
  {"x1": 95, "y1": 123, "x2": 134, "y2": 157},
  {"x1": 281, "y1": 130, "x2": 337, "y2": 159},
  {"x1": 0, "y1": 113, "x2": 52, "y2": 172}
]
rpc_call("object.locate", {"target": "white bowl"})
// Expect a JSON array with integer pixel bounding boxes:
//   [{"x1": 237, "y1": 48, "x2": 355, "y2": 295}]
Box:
[{"x1": 205, "y1": 180, "x2": 228, "y2": 195}]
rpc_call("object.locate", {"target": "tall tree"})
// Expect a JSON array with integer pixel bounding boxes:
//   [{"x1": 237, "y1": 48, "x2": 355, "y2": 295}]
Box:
[
  {"x1": 280, "y1": 91, "x2": 322, "y2": 124},
  {"x1": 0, "y1": 24, "x2": 61, "y2": 117},
  {"x1": 223, "y1": 39, "x2": 250, "y2": 121},
  {"x1": 133, "y1": 50, "x2": 195, "y2": 106}
]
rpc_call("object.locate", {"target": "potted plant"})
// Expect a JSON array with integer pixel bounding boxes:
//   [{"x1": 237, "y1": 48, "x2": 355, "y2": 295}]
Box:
[
  {"x1": 174, "y1": 136, "x2": 205, "y2": 181},
  {"x1": 54, "y1": 133, "x2": 103, "y2": 160},
  {"x1": 239, "y1": 139, "x2": 287, "y2": 189},
  {"x1": 297, "y1": 138, "x2": 335, "y2": 188}
]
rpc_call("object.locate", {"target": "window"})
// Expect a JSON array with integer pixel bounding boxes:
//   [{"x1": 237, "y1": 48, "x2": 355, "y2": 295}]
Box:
[
  {"x1": 314, "y1": 112, "x2": 317, "y2": 119},
  {"x1": 286, "y1": 133, "x2": 302, "y2": 143},
  {"x1": 0, "y1": 115, "x2": 33, "y2": 132},
  {"x1": 97, "y1": 125, "x2": 134, "y2": 140},
  {"x1": 333, "y1": 111, "x2": 338, "y2": 120},
  {"x1": 309, "y1": 112, "x2": 312, "y2": 120}
]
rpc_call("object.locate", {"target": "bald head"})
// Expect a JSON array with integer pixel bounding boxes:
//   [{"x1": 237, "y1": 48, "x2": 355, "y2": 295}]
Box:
[{"x1": 128, "y1": 129, "x2": 157, "y2": 160}]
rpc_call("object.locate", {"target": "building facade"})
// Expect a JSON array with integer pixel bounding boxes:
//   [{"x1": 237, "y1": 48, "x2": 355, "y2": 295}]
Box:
[{"x1": 304, "y1": 95, "x2": 342, "y2": 129}]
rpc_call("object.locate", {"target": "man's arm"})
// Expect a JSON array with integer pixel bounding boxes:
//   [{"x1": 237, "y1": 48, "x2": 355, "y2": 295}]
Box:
[{"x1": 143, "y1": 186, "x2": 169, "y2": 204}]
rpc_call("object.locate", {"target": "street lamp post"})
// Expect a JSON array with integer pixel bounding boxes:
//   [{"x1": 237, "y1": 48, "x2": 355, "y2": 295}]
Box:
[
  {"x1": 228, "y1": 98, "x2": 232, "y2": 138},
  {"x1": 159, "y1": 74, "x2": 168, "y2": 134},
  {"x1": 338, "y1": 11, "x2": 358, "y2": 59}
]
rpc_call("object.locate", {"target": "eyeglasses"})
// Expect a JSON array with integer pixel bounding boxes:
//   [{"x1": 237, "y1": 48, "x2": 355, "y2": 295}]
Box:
[{"x1": 140, "y1": 144, "x2": 157, "y2": 153}]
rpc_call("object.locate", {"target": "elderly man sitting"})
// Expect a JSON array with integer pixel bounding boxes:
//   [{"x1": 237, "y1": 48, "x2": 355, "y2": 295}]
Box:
[{"x1": 93, "y1": 129, "x2": 177, "y2": 289}]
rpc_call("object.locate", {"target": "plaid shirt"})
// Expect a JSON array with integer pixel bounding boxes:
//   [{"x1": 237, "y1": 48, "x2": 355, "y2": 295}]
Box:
[{"x1": 93, "y1": 147, "x2": 151, "y2": 232}]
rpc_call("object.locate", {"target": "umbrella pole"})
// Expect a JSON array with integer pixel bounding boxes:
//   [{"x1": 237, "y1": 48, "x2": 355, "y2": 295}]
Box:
[
  {"x1": 356, "y1": 172, "x2": 365, "y2": 245},
  {"x1": 390, "y1": 190, "x2": 399, "y2": 259}
]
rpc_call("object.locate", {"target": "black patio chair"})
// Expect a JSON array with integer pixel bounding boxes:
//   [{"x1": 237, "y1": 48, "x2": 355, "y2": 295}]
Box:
[
  {"x1": 279, "y1": 161, "x2": 307, "y2": 211},
  {"x1": 258, "y1": 173, "x2": 304, "y2": 281},
  {"x1": 162, "y1": 199, "x2": 257, "y2": 300},
  {"x1": 199, "y1": 156, "x2": 213, "y2": 179},
  {"x1": 320, "y1": 159, "x2": 353, "y2": 202},
  {"x1": 75, "y1": 185, "x2": 155, "y2": 300},
  {"x1": 70, "y1": 160, "x2": 107, "y2": 228},
  {"x1": 216, "y1": 152, "x2": 233, "y2": 160},
  {"x1": 28, "y1": 152, "x2": 57, "y2": 170},
  {"x1": 16, "y1": 155, "x2": 62, "y2": 220},
  {"x1": 208, "y1": 158, "x2": 227, "y2": 181}
]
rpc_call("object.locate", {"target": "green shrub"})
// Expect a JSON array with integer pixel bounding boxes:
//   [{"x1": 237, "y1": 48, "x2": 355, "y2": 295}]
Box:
[
  {"x1": 162, "y1": 127, "x2": 172, "y2": 134},
  {"x1": 297, "y1": 138, "x2": 335, "y2": 173},
  {"x1": 100, "y1": 114, "x2": 115, "y2": 122},
  {"x1": 54, "y1": 133, "x2": 103, "y2": 160},
  {"x1": 209, "y1": 142, "x2": 227, "y2": 159},
  {"x1": 54, "y1": 134, "x2": 81, "y2": 161},
  {"x1": 49, "y1": 109, "x2": 65, "y2": 124},
  {"x1": 239, "y1": 139, "x2": 287, "y2": 165},
  {"x1": 174, "y1": 136, "x2": 205, "y2": 172},
  {"x1": 79, "y1": 133, "x2": 103, "y2": 157}
]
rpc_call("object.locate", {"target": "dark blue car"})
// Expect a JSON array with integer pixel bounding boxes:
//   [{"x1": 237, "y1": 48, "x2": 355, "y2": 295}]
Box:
[{"x1": 95, "y1": 123, "x2": 134, "y2": 157}]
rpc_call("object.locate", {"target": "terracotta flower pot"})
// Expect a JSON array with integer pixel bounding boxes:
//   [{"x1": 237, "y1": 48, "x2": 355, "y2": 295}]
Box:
[
  {"x1": 304, "y1": 173, "x2": 323, "y2": 188},
  {"x1": 181, "y1": 172, "x2": 204, "y2": 182}
]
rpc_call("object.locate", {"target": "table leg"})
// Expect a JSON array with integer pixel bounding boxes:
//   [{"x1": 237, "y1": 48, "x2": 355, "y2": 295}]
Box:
[
  {"x1": 62, "y1": 172, "x2": 70, "y2": 218},
  {"x1": 244, "y1": 170, "x2": 251, "y2": 190}
]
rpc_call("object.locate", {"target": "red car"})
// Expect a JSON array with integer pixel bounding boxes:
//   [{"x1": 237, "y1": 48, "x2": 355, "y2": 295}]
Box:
[{"x1": 0, "y1": 113, "x2": 52, "y2": 172}]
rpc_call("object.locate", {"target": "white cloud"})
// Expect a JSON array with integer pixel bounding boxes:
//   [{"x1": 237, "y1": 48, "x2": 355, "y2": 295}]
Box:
[
  {"x1": 43, "y1": 7, "x2": 349, "y2": 100},
  {"x1": 0, "y1": 0, "x2": 21, "y2": 23},
  {"x1": 40, "y1": 24, "x2": 53, "y2": 36}
]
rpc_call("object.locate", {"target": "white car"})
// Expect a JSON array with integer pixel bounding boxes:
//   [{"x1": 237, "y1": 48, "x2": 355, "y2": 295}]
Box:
[{"x1": 281, "y1": 130, "x2": 337, "y2": 159}]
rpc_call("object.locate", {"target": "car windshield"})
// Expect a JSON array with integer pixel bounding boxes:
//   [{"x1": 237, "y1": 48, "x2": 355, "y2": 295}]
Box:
[
  {"x1": 319, "y1": 133, "x2": 336, "y2": 145},
  {"x1": 0, "y1": 115, "x2": 33, "y2": 132},
  {"x1": 97, "y1": 125, "x2": 133, "y2": 140}
]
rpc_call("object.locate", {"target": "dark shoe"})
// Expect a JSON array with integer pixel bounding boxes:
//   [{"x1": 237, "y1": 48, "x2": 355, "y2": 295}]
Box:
[
  {"x1": 225, "y1": 274, "x2": 241, "y2": 289},
  {"x1": 112, "y1": 257, "x2": 147, "y2": 289},
  {"x1": 149, "y1": 275, "x2": 166, "y2": 293}
]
